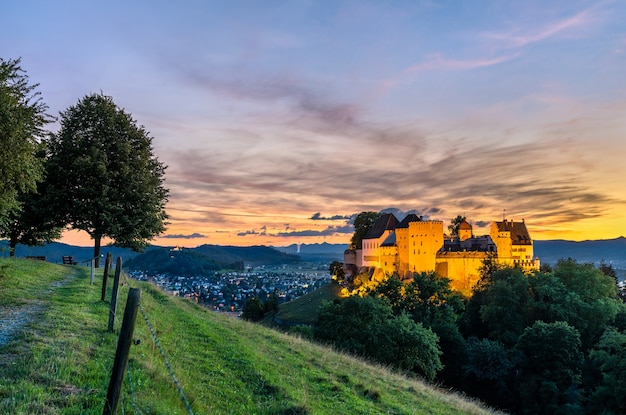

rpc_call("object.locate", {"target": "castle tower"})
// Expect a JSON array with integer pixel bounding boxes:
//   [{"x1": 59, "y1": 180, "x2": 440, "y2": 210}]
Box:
[
  {"x1": 407, "y1": 220, "x2": 444, "y2": 274},
  {"x1": 458, "y1": 220, "x2": 472, "y2": 241},
  {"x1": 490, "y1": 219, "x2": 538, "y2": 269}
]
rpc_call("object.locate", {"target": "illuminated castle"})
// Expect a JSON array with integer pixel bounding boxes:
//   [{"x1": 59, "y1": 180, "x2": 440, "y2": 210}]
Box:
[{"x1": 344, "y1": 213, "x2": 540, "y2": 295}]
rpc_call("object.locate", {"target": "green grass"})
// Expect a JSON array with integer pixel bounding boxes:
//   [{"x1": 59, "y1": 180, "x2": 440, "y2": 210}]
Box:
[
  {"x1": 272, "y1": 283, "x2": 343, "y2": 325},
  {"x1": 0, "y1": 258, "x2": 502, "y2": 414}
]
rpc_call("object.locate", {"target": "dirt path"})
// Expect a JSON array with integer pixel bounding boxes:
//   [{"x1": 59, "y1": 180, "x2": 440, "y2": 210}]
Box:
[{"x1": 0, "y1": 271, "x2": 77, "y2": 348}]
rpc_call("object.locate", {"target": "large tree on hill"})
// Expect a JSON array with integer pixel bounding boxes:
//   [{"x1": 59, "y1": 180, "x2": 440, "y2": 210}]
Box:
[
  {"x1": 350, "y1": 211, "x2": 380, "y2": 249},
  {"x1": 0, "y1": 57, "x2": 53, "y2": 228},
  {"x1": 45, "y1": 93, "x2": 168, "y2": 267},
  {"x1": 0, "y1": 149, "x2": 63, "y2": 257}
]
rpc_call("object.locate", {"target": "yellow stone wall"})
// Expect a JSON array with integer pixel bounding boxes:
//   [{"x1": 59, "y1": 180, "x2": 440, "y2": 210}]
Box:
[
  {"x1": 407, "y1": 221, "x2": 444, "y2": 274},
  {"x1": 396, "y1": 226, "x2": 411, "y2": 278},
  {"x1": 435, "y1": 252, "x2": 488, "y2": 297},
  {"x1": 380, "y1": 244, "x2": 398, "y2": 276}
]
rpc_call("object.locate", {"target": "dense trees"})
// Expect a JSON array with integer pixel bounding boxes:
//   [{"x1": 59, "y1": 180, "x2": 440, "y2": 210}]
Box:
[
  {"x1": 515, "y1": 321, "x2": 584, "y2": 414},
  {"x1": 0, "y1": 58, "x2": 53, "y2": 232},
  {"x1": 45, "y1": 93, "x2": 168, "y2": 266},
  {"x1": 459, "y1": 258, "x2": 625, "y2": 412},
  {"x1": 314, "y1": 295, "x2": 442, "y2": 380},
  {"x1": 313, "y1": 258, "x2": 626, "y2": 413}
]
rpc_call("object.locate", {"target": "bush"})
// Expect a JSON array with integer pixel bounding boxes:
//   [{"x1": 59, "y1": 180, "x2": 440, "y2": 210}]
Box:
[
  {"x1": 314, "y1": 296, "x2": 442, "y2": 380},
  {"x1": 242, "y1": 297, "x2": 265, "y2": 321}
]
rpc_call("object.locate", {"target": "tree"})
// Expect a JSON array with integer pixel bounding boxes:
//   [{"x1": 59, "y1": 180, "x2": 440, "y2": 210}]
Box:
[
  {"x1": 463, "y1": 337, "x2": 519, "y2": 409},
  {"x1": 515, "y1": 321, "x2": 584, "y2": 414},
  {"x1": 350, "y1": 211, "x2": 380, "y2": 249},
  {"x1": 241, "y1": 297, "x2": 265, "y2": 321},
  {"x1": 480, "y1": 267, "x2": 531, "y2": 346},
  {"x1": 587, "y1": 328, "x2": 626, "y2": 414},
  {"x1": 0, "y1": 176, "x2": 63, "y2": 257},
  {"x1": 448, "y1": 215, "x2": 466, "y2": 237},
  {"x1": 45, "y1": 93, "x2": 168, "y2": 267},
  {"x1": 552, "y1": 258, "x2": 621, "y2": 348},
  {"x1": 329, "y1": 260, "x2": 345, "y2": 282},
  {"x1": 0, "y1": 57, "x2": 53, "y2": 227},
  {"x1": 314, "y1": 295, "x2": 442, "y2": 380}
]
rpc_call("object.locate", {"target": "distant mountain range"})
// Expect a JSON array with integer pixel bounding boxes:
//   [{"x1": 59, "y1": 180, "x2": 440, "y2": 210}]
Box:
[
  {"x1": 534, "y1": 237, "x2": 626, "y2": 268},
  {"x1": 0, "y1": 241, "x2": 301, "y2": 268},
  {"x1": 2, "y1": 237, "x2": 625, "y2": 271}
]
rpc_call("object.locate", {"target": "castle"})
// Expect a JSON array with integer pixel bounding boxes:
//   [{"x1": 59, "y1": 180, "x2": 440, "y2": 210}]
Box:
[{"x1": 343, "y1": 213, "x2": 540, "y2": 295}]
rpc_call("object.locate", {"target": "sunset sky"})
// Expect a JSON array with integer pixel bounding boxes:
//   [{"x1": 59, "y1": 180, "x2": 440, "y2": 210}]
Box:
[{"x1": 3, "y1": 0, "x2": 626, "y2": 247}]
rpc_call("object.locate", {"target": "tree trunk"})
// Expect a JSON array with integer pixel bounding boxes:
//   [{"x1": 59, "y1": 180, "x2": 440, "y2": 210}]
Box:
[
  {"x1": 9, "y1": 231, "x2": 18, "y2": 258},
  {"x1": 94, "y1": 235, "x2": 102, "y2": 268}
]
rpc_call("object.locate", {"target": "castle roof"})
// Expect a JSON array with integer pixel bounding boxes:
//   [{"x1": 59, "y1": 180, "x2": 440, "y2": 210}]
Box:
[
  {"x1": 381, "y1": 232, "x2": 397, "y2": 247},
  {"x1": 495, "y1": 220, "x2": 532, "y2": 245},
  {"x1": 397, "y1": 213, "x2": 422, "y2": 228},
  {"x1": 441, "y1": 235, "x2": 495, "y2": 252},
  {"x1": 459, "y1": 220, "x2": 472, "y2": 230},
  {"x1": 364, "y1": 213, "x2": 399, "y2": 239}
]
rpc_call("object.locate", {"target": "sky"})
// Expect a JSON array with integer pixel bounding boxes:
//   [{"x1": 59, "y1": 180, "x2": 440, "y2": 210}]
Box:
[{"x1": 3, "y1": 0, "x2": 626, "y2": 247}]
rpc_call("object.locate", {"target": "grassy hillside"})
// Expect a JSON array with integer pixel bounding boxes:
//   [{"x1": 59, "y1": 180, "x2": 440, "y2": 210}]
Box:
[
  {"x1": 271, "y1": 283, "x2": 343, "y2": 325},
  {"x1": 0, "y1": 258, "x2": 500, "y2": 414}
]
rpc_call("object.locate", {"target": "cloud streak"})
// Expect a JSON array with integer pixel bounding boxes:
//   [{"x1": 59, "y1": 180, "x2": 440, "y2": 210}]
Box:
[
  {"x1": 483, "y1": 5, "x2": 599, "y2": 49},
  {"x1": 159, "y1": 233, "x2": 207, "y2": 239}
]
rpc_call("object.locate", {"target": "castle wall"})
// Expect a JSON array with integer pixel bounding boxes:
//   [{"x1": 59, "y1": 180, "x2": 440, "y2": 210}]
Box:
[
  {"x1": 407, "y1": 221, "x2": 444, "y2": 274},
  {"x1": 396, "y1": 226, "x2": 411, "y2": 277},
  {"x1": 436, "y1": 251, "x2": 488, "y2": 296},
  {"x1": 361, "y1": 230, "x2": 394, "y2": 267},
  {"x1": 380, "y1": 245, "x2": 398, "y2": 276}
]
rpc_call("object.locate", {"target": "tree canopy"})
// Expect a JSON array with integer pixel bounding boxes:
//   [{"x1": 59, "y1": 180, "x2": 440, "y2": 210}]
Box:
[
  {"x1": 314, "y1": 295, "x2": 443, "y2": 380},
  {"x1": 0, "y1": 57, "x2": 53, "y2": 228},
  {"x1": 447, "y1": 215, "x2": 466, "y2": 237},
  {"x1": 0, "y1": 165, "x2": 63, "y2": 257},
  {"x1": 45, "y1": 93, "x2": 168, "y2": 266},
  {"x1": 350, "y1": 211, "x2": 380, "y2": 249}
]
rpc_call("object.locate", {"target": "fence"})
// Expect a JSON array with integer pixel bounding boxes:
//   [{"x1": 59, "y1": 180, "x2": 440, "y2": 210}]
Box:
[{"x1": 98, "y1": 253, "x2": 195, "y2": 415}]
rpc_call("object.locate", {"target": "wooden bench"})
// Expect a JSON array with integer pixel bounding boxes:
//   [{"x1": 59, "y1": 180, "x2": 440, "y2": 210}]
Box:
[
  {"x1": 25, "y1": 255, "x2": 47, "y2": 261},
  {"x1": 62, "y1": 255, "x2": 78, "y2": 265}
]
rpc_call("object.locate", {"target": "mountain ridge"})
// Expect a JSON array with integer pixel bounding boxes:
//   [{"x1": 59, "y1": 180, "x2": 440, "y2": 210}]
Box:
[{"x1": 3, "y1": 236, "x2": 625, "y2": 268}]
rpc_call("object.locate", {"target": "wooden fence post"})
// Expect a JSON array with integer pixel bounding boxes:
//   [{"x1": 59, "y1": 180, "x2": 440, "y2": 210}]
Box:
[
  {"x1": 101, "y1": 252, "x2": 112, "y2": 302},
  {"x1": 103, "y1": 288, "x2": 141, "y2": 415},
  {"x1": 90, "y1": 259, "x2": 95, "y2": 285},
  {"x1": 107, "y1": 257, "x2": 122, "y2": 333}
]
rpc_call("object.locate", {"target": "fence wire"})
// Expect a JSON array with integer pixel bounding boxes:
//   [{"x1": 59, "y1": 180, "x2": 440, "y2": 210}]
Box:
[
  {"x1": 107, "y1": 269, "x2": 195, "y2": 415},
  {"x1": 138, "y1": 302, "x2": 195, "y2": 415},
  {"x1": 126, "y1": 363, "x2": 143, "y2": 415}
]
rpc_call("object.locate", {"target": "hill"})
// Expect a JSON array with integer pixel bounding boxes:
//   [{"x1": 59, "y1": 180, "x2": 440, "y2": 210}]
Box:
[
  {"x1": 275, "y1": 242, "x2": 349, "y2": 262},
  {"x1": 0, "y1": 258, "x2": 500, "y2": 414},
  {"x1": 271, "y1": 283, "x2": 344, "y2": 326},
  {"x1": 534, "y1": 237, "x2": 626, "y2": 268},
  {"x1": 1, "y1": 241, "x2": 302, "y2": 271},
  {"x1": 124, "y1": 246, "x2": 244, "y2": 275},
  {"x1": 192, "y1": 244, "x2": 302, "y2": 266}
]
